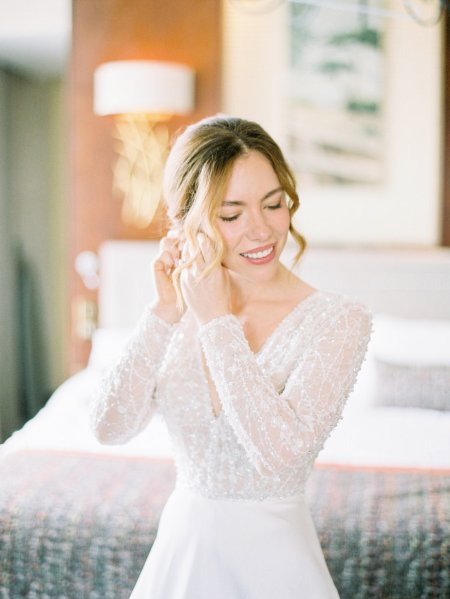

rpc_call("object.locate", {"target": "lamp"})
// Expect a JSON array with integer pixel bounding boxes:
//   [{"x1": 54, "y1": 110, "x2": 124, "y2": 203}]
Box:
[{"x1": 93, "y1": 60, "x2": 195, "y2": 228}]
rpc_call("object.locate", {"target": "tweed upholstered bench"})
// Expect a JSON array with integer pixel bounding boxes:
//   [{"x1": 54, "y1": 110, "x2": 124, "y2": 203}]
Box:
[{"x1": 1, "y1": 451, "x2": 449, "y2": 599}]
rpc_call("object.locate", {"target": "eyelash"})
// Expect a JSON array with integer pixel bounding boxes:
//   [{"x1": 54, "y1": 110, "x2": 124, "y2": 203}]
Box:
[{"x1": 219, "y1": 202, "x2": 283, "y2": 222}]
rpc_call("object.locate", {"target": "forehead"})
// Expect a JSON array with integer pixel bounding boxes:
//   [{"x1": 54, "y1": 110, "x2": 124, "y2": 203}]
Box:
[{"x1": 223, "y1": 150, "x2": 280, "y2": 202}]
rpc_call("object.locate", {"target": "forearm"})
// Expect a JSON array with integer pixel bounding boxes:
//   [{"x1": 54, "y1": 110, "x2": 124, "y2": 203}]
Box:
[
  {"x1": 198, "y1": 315, "x2": 297, "y2": 473},
  {"x1": 199, "y1": 306, "x2": 372, "y2": 474},
  {"x1": 90, "y1": 306, "x2": 175, "y2": 444}
]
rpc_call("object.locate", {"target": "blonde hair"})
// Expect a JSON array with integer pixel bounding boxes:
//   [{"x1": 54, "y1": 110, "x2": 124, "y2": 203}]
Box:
[{"x1": 163, "y1": 115, "x2": 306, "y2": 304}]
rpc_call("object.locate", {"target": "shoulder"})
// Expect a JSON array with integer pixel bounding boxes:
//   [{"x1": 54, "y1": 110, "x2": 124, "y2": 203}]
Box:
[
  {"x1": 313, "y1": 290, "x2": 373, "y2": 337},
  {"x1": 314, "y1": 289, "x2": 371, "y2": 317}
]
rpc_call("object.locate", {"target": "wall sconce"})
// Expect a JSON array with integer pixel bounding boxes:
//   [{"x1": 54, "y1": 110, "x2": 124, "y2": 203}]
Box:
[
  {"x1": 93, "y1": 60, "x2": 195, "y2": 228},
  {"x1": 73, "y1": 251, "x2": 100, "y2": 340}
]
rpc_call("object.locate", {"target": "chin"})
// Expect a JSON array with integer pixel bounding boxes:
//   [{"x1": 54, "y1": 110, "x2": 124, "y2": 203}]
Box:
[{"x1": 228, "y1": 261, "x2": 281, "y2": 281}]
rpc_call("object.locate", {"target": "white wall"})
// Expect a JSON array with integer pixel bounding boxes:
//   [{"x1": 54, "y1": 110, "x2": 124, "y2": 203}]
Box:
[
  {"x1": 222, "y1": 0, "x2": 289, "y2": 146},
  {"x1": 222, "y1": 0, "x2": 443, "y2": 246}
]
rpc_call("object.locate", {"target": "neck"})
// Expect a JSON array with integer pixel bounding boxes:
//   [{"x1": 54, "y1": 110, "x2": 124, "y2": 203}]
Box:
[{"x1": 227, "y1": 264, "x2": 291, "y2": 311}]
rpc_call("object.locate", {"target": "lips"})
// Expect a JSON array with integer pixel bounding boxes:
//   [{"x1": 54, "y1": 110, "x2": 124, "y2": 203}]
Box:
[{"x1": 240, "y1": 243, "x2": 276, "y2": 264}]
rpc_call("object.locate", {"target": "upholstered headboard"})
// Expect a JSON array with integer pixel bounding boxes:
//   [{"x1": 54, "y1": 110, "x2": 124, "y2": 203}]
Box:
[{"x1": 98, "y1": 240, "x2": 450, "y2": 328}]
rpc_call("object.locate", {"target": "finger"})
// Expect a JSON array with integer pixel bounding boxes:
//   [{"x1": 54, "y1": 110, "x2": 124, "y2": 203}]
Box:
[
  {"x1": 155, "y1": 251, "x2": 176, "y2": 276},
  {"x1": 160, "y1": 236, "x2": 183, "y2": 265},
  {"x1": 165, "y1": 228, "x2": 186, "y2": 251},
  {"x1": 179, "y1": 238, "x2": 208, "y2": 275},
  {"x1": 180, "y1": 242, "x2": 193, "y2": 262},
  {"x1": 168, "y1": 224, "x2": 185, "y2": 237},
  {"x1": 160, "y1": 236, "x2": 179, "y2": 255},
  {"x1": 197, "y1": 232, "x2": 215, "y2": 264}
]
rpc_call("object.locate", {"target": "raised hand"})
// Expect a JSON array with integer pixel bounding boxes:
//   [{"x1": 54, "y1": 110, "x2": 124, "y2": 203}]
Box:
[
  {"x1": 151, "y1": 231, "x2": 184, "y2": 324},
  {"x1": 180, "y1": 233, "x2": 231, "y2": 325}
]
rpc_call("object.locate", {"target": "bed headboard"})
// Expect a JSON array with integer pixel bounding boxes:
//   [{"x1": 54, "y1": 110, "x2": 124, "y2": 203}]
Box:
[{"x1": 98, "y1": 240, "x2": 450, "y2": 328}]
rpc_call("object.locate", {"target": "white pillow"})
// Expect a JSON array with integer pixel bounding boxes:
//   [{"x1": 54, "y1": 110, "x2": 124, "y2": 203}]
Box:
[
  {"x1": 370, "y1": 314, "x2": 450, "y2": 365},
  {"x1": 374, "y1": 360, "x2": 450, "y2": 411},
  {"x1": 370, "y1": 314, "x2": 450, "y2": 411},
  {"x1": 88, "y1": 327, "x2": 134, "y2": 372}
]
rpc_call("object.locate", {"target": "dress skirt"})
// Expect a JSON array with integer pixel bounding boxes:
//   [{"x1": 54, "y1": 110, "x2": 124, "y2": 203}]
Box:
[{"x1": 129, "y1": 486, "x2": 340, "y2": 599}]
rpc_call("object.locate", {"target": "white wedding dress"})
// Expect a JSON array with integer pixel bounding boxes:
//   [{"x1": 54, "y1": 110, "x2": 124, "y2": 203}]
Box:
[{"x1": 91, "y1": 290, "x2": 372, "y2": 599}]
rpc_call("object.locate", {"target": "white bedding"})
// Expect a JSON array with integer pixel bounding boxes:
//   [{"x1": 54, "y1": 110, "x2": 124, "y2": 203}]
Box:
[
  {"x1": 320, "y1": 356, "x2": 450, "y2": 468},
  {"x1": 0, "y1": 369, "x2": 174, "y2": 460}
]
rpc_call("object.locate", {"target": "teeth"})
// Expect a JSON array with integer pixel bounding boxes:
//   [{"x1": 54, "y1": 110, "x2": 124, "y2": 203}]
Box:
[{"x1": 242, "y1": 246, "x2": 274, "y2": 259}]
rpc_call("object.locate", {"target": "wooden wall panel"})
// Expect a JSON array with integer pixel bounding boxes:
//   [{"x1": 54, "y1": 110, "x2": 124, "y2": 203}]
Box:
[{"x1": 69, "y1": 0, "x2": 222, "y2": 372}]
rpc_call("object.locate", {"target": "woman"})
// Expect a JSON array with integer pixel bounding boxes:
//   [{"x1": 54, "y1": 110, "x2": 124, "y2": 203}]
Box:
[{"x1": 91, "y1": 115, "x2": 372, "y2": 598}]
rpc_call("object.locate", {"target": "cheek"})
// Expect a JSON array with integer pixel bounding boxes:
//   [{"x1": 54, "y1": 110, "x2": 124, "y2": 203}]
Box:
[
  {"x1": 216, "y1": 222, "x2": 242, "y2": 252},
  {"x1": 274, "y1": 206, "x2": 291, "y2": 233}
]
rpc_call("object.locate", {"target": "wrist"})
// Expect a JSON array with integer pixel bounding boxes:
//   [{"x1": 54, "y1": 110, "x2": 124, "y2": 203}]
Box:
[
  {"x1": 150, "y1": 301, "x2": 182, "y2": 324},
  {"x1": 195, "y1": 308, "x2": 230, "y2": 326}
]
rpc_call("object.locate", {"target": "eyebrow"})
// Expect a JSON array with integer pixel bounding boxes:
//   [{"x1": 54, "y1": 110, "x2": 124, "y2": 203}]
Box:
[{"x1": 221, "y1": 187, "x2": 283, "y2": 207}]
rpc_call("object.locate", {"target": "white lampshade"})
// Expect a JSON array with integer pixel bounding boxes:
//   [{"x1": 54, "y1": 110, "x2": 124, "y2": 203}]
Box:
[{"x1": 93, "y1": 60, "x2": 195, "y2": 116}]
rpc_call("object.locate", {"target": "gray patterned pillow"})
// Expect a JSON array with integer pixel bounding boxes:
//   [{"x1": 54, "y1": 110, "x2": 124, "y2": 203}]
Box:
[{"x1": 374, "y1": 359, "x2": 450, "y2": 411}]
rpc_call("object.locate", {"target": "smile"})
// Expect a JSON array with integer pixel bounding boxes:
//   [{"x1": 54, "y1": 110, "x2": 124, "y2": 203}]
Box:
[
  {"x1": 240, "y1": 244, "x2": 276, "y2": 264},
  {"x1": 241, "y1": 246, "x2": 274, "y2": 259}
]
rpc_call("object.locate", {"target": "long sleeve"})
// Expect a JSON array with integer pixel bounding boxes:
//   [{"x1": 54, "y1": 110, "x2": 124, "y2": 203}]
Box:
[
  {"x1": 198, "y1": 301, "x2": 372, "y2": 475},
  {"x1": 90, "y1": 306, "x2": 175, "y2": 444}
]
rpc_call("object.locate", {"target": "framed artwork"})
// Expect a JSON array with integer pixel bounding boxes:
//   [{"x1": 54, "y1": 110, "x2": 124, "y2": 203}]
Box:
[
  {"x1": 288, "y1": 4, "x2": 385, "y2": 188},
  {"x1": 223, "y1": 0, "x2": 442, "y2": 245}
]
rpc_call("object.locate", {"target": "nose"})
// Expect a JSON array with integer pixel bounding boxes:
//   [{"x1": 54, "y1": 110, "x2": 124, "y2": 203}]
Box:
[{"x1": 247, "y1": 209, "x2": 271, "y2": 241}]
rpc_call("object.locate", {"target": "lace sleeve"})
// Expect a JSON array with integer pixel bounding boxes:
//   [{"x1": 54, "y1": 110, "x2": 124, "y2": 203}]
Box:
[
  {"x1": 90, "y1": 306, "x2": 175, "y2": 445},
  {"x1": 198, "y1": 302, "x2": 372, "y2": 475}
]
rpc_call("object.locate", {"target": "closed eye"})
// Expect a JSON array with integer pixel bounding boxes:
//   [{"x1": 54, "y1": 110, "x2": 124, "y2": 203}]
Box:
[
  {"x1": 219, "y1": 202, "x2": 282, "y2": 222},
  {"x1": 264, "y1": 190, "x2": 285, "y2": 210},
  {"x1": 218, "y1": 213, "x2": 240, "y2": 222}
]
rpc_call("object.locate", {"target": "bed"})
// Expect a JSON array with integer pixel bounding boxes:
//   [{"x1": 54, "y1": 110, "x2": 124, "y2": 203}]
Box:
[{"x1": 1, "y1": 241, "x2": 450, "y2": 598}]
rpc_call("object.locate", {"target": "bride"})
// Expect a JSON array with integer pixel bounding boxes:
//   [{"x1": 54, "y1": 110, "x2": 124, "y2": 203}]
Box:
[{"x1": 91, "y1": 115, "x2": 372, "y2": 598}]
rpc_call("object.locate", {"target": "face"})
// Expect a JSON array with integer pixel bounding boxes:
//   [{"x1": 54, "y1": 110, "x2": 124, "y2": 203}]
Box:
[{"x1": 216, "y1": 150, "x2": 290, "y2": 280}]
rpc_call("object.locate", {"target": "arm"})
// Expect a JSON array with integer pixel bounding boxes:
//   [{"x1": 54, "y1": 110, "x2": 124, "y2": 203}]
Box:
[
  {"x1": 90, "y1": 232, "x2": 183, "y2": 445},
  {"x1": 198, "y1": 302, "x2": 372, "y2": 474},
  {"x1": 90, "y1": 306, "x2": 175, "y2": 444}
]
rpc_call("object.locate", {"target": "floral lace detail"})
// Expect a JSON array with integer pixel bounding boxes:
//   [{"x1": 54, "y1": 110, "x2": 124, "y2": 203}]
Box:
[{"x1": 91, "y1": 291, "x2": 372, "y2": 500}]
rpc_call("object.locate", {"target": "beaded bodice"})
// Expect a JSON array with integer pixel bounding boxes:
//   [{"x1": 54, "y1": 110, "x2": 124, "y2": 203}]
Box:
[{"x1": 91, "y1": 291, "x2": 371, "y2": 501}]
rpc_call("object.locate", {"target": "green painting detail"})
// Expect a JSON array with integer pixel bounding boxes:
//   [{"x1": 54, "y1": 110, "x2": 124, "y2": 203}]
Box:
[
  {"x1": 289, "y1": 2, "x2": 385, "y2": 187},
  {"x1": 328, "y1": 28, "x2": 382, "y2": 48}
]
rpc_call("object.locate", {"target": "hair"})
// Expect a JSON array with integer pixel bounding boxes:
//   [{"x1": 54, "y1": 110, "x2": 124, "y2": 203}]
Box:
[{"x1": 162, "y1": 115, "x2": 306, "y2": 304}]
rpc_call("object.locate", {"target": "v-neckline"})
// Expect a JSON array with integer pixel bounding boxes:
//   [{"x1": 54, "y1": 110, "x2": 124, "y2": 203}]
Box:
[
  {"x1": 252, "y1": 289, "x2": 321, "y2": 356},
  {"x1": 200, "y1": 289, "x2": 322, "y2": 422}
]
